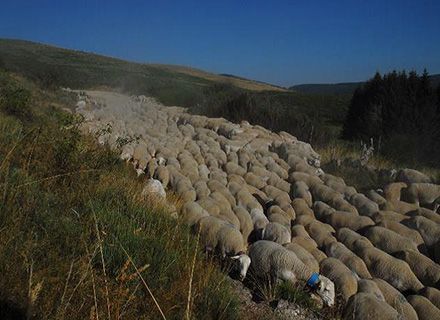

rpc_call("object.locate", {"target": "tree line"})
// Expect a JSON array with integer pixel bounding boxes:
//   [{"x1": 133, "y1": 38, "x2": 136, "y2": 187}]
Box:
[{"x1": 342, "y1": 70, "x2": 440, "y2": 166}]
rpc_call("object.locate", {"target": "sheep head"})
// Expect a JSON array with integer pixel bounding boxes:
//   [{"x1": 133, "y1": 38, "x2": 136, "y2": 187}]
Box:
[
  {"x1": 230, "y1": 254, "x2": 251, "y2": 281},
  {"x1": 316, "y1": 275, "x2": 335, "y2": 307}
]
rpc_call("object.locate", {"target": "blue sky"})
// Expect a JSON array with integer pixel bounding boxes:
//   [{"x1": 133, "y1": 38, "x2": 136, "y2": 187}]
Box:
[{"x1": 1, "y1": 0, "x2": 439, "y2": 86}]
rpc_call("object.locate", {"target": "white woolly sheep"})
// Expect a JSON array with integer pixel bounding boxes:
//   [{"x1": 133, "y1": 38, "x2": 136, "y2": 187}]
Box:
[
  {"x1": 396, "y1": 168, "x2": 432, "y2": 184},
  {"x1": 260, "y1": 222, "x2": 291, "y2": 245},
  {"x1": 419, "y1": 287, "x2": 440, "y2": 310},
  {"x1": 407, "y1": 295, "x2": 440, "y2": 320},
  {"x1": 179, "y1": 201, "x2": 209, "y2": 226},
  {"x1": 348, "y1": 193, "x2": 379, "y2": 217},
  {"x1": 291, "y1": 181, "x2": 313, "y2": 207},
  {"x1": 195, "y1": 216, "x2": 250, "y2": 279},
  {"x1": 352, "y1": 240, "x2": 424, "y2": 293},
  {"x1": 383, "y1": 182, "x2": 408, "y2": 202},
  {"x1": 402, "y1": 215, "x2": 440, "y2": 247},
  {"x1": 394, "y1": 249, "x2": 440, "y2": 288},
  {"x1": 356, "y1": 279, "x2": 385, "y2": 302},
  {"x1": 362, "y1": 226, "x2": 419, "y2": 254},
  {"x1": 343, "y1": 293, "x2": 400, "y2": 320},
  {"x1": 248, "y1": 240, "x2": 335, "y2": 306},
  {"x1": 336, "y1": 228, "x2": 373, "y2": 252},
  {"x1": 406, "y1": 207, "x2": 440, "y2": 223},
  {"x1": 141, "y1": 179, "x2": 166, "y2": 200},
  {"x1": 325, "y1": 242, "x2": 371, "y2": 279},
  {"x1": 320, "y1": 257, "x2": 359, "y2": 302},
  {"x1": 372, "y1": 278, "x2": 418, "y2": 320},
  {"x1": 284, "y1": 242, "x2": 320, "y2": 273},
  {"x1": 402, "y1": 183, "x2": 440, "y2": 209}
]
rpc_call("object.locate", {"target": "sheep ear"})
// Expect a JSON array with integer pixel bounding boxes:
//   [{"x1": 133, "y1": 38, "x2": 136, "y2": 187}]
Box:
[{"x1": 230, "y1": 255, "x2": 240, "y2": 260}]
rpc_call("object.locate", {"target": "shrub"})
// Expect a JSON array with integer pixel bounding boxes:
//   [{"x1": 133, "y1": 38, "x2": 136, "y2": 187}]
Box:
[{"x1": 0, "y1": 85, "x2": 32, "y2": 120}]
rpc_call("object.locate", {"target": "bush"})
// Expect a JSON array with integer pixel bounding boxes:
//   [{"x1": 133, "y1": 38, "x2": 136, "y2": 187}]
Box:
[{"x1": 0, "y1": 85, "x2": 32, "y2": 120}]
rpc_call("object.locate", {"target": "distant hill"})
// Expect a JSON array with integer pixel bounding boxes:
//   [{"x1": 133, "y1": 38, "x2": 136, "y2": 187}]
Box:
[
  {"x1": 0, "y1": 38, "x2": 285, "y2": 106},
  {"x1": 290, "y1": 74, "x2": 440, "y2": 95}
]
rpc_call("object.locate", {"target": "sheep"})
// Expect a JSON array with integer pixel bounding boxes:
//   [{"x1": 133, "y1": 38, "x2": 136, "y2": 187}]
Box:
[
  {"x1": 383, "y1": 182, "x2": 408, "y2": 202},
  {"x1": 141, "y1": 178, "x2": 166, "y2": 200},
  {"x1": 288, "y1": 171, "x2": 323, "y2": 188},
  {"x1": 194, "y1": 180, "x2": 210, "y2": 200},
  {"x1": 343, "y1": 293, "x2": 400, "y2": 320},
  {"x1": 305, "y1": 220, "x2": 337, "y2": 249},
  {"x1": 320, "y1": 257, "x2": 359, "y2": 302},
  {"x1": 393, "y1": 249, "x2": 440, "y2": 288},
  {"x1": 327, "y1": 212, "x2": 374, "y2": 231},
  {"x1": 267, "y1": 175, "x2": 291, "y2": 194},
  {"x1": 325, "y1": 242, "x2": 371, "y2": 279},
  {"x1": 402, "y1": 215, "x2": 440, "y2": 247},
  {"x1": 419, "y1": 287, "x2": 440, "y2": 310},
  {"x1": 207, "y1": 180, "x2": 236, "y2": 207},
  {"x1": 370, "y1": 210, "x2": 408, "y2": 223},
  {"x1": 260, "y1": 222, "x2": 291, "y2": 244},
  {"x1": 336, "y1": 228, "x2": 373, "y2": 252},
  {"x1": 195, "y1": 216, "x2": 250, "y2": 279},
  {"x1": 348, "y1": 193, "x2": 379, "y2": 217},
  {"x1": 402, "y1": 183, "x2": 440, "y2": 208},
  {"x1": 232, "y1": 206, "x2": 253, "y2": 243},
  {"x1": 356, "y1": 279, "x2": 385, "y2": 302},
  {"x1": 249, "y1": 208, "x2": 269, "y2": 230},
  {"x1": 352, "y1": 240, "x2": 424, "y2": 293},
  {"x1": 153, "y1": 165, "x2": 170, "y2": 189},
  {"x1": 407, "y1": 295, "x2": 440, "y2": 320},
  {"x1": 248, "y1": 240, "x2": 335, "y2": 306},
  {"x1": 407, "y1": 207, "x2": 440, "y2": 223},
  {"x1": 376, "y1": 220, "x2": 426, "y2": 251},
  {"x1": 385, "y1": 200, "x2": 419, "y2": 214},
  {"x1": 365, "y1": 189, "x2": 388, "y2": 208},
  {"x1": 284, "y1": 242, "x2": 320, "y2": 273},
  {"x1": 310, "y1": 183, "x2": 344, "y2": 205},
  {"x1": 179, "y1": 201, "x2": 209, "y2": 226},
  {"x1": 361, "y1": 226, "x2": 420, "y2": 254},
  {"x1": 291, "y1": 181, "x2": 313, "y2": 207},
  {"x1": 224, "y1": 161, "x2": 246, "y2": 176},
  {"x1": 244, "y1": 172, "x2": 267, "y2": 189},
  {"x1": 291, "y1": 199, "x2": 315, "y2": 217},
  {"x1": 396, "y1": 168, "x2": 432, "y2": 184},
  {"x1": 372, "y1": 278, "x2": 418, "y2": 320}
]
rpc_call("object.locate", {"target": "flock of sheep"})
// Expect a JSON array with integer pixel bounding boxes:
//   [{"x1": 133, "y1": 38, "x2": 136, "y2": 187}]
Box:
[{"x1": 75, "y1": 90, "x2": 440, "y2": 320}]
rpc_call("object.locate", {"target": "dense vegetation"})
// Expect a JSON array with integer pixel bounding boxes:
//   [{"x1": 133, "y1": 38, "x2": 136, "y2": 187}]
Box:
[
  {"x1": 342, "y1": 70, "x2": 440, "y2": 167},
  {"x1": 0, "y1": 70, "x2": 243, "y2": 320},
  {"x1": 0, "y1": 38, "x2": 351, "y2": 147},
  {"x1": 192, "y1": 83, "x2": 349, "y2": 147}
]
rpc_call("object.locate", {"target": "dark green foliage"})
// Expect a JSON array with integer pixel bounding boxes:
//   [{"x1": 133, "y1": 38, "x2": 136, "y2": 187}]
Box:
[
  {"x1": 342, "y1": 70, "x2": 440, "y2": 166},
  {"x1": 0, "y1": 83, "x2": 32, "y2": 120},
  {"x1": 193, "y1": 83, "x2": 348, "y2": 147}
]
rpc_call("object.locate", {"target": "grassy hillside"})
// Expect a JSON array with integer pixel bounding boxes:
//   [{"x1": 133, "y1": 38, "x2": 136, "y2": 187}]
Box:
[
  {"x1": 0, "y1": 39, "x2": 284, "y2": 108},
  {"x1": 290, "y1": 74, "x2": 440, "y2": 95},
  {"x1": 0, "y1": 38, "x2": 351, "y2": 147},
  {"x1": 0, "y1": 70, "x2": 243, "y2": 320}
]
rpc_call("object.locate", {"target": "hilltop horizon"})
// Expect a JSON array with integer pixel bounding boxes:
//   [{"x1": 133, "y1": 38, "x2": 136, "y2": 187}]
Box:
[{"x1": 1, "y1": 1, "x2": 439, "y2": 86}]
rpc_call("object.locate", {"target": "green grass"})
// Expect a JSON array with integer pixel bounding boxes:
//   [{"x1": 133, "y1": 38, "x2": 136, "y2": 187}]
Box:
[{"x1": 0, "y1": 70, "x2": 241, "y2": 320}]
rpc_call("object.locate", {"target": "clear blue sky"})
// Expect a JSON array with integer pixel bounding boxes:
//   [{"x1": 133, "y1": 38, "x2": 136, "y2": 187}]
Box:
[{"x1": 1, "y1": 0, "x2": 439, "y2": 86}]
